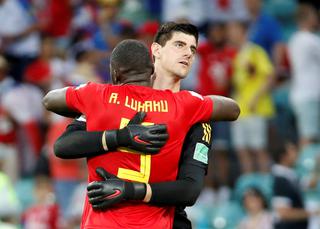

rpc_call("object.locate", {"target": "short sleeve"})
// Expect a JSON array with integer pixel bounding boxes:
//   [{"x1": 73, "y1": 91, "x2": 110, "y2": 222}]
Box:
[
  {"x1": 66, "y1": 82, "x2": 106, "y2": 114},
  {"x1": 176, "y1": 91, "x2": 213, "y2": 126}
]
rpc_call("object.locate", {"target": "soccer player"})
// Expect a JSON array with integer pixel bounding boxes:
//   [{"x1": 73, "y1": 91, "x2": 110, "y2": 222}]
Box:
[
  {"x1": 44, "y1": 39, "x2": 239, "y2": 229},
  {"x1": 44, "y1": 22, "x2": 240, "y2": 228}
]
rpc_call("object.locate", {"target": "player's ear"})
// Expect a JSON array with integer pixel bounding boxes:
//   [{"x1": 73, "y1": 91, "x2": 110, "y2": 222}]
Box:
[
  {"x1": 110, "y1": 65, "x2": 119, "y2": 84},
  {"x1": 151, "y1": 42, "x2": 161, "y2": 59},
  {"x1": 113, "y1": 69, "x2": 121, "y2": 84}
]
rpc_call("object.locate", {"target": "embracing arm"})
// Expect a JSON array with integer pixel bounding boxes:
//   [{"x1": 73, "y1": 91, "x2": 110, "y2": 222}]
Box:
[
  {"x1": 147, "y1": 123, "x2": 211, "y2": 206},
  {"x1": 208, "y1": 95, "x2": 240, "y2": 121},
  {"x1": 42, "y1": 87, "x2": 81, "y2": 118},
  {"x1": 54, "y1": 112, "x2": 168, "y2": 159},
  {"x1": 54, "y1": 120, "x2": 105, "y2": 159},
  {"x1": 147, "y1": 163, "x2": 205, "y2": 206}
]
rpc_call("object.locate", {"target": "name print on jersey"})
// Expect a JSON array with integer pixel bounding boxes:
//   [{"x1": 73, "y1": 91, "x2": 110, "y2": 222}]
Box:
[{"x1": 108, "y1": 92, "x2": 169, "y2": 112}]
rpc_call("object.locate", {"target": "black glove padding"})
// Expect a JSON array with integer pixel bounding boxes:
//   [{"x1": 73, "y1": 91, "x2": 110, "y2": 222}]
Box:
[
  {"x1": 87, "y1": 167, "x2": 146, "y2": 210},
  {"x1": 105, "y1": 111, "x2": 168, "y2": 154}
]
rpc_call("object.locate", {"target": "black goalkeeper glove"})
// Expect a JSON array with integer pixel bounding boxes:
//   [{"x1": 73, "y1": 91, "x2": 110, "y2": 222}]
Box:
[
  {"x1": 105, "y1": 111, "x2": 168, "y2": 154},
  {"x1": 87, "y1": 167, "x2": 146, "y2": 210}
]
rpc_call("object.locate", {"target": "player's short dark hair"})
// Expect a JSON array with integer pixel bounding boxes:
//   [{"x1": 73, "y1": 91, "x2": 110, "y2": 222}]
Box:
[
  {"x1": 110, "y1": 39, "x2": 154, "y2": 82},
  {"x1": 153, "y1": 22, "x2": 199, "y2": 46}
]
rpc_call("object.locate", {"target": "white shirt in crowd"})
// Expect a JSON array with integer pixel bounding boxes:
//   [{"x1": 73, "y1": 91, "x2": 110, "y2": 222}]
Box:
[
  {"x1": 288, "y1": 30, "x2": 320, "y2": 103},
  {"x1": 0, "y1": 0, "x2": 40, "y2": 57}
]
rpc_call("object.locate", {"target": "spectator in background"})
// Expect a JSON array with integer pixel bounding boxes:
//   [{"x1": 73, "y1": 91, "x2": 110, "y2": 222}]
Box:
[
  {"x1": 0, "y1": 152, "x2": 21, "y2": 227},
  {"x1": 228, "y1": 20, "x2": 275, "y2": 174},
  {"x1": 1, "y1": 62, "x2": 48, "y2": 176},
  {"x1": 206, "y1": 0, "x2": 248, "y2": 22},
  {"x1": 0, "y1": 0, "x2": 41, "y2": 82},
  {"x1": 22, "y1": 175, "x2": 59, "y2": 229},
  {"x1": 36, "y1": 36, "x2": 72, "y2": 91},
  {"x1": 68, "y1": 44, "x2": 102, "y2": 85},
  {"x1": 197, "y1": 22, "x2": 236, "y2": 97},
  {"x1": 90, "y1": 0, "x2": 134, "y2": 82},
  {"x1": 34, "y1": 0, "x2": 72, "y2": 49},
  {"x1": 65, "y1": 174, "x2": 87, "y2": 229},
  {"x1": 71, "y1": 0, "x2": 97, "y2": 31},
  {"x1": 162, "y1": 0, "x2": 207, "y2": 27},
  {"x1": 271, "y1": 141, "x2": 317, "y2": 229},
  {"x1": 0, "y1": 56, "x2": 18, "y2": 183},
  {"x1": 239, "y1": 187, "x2": 272, "y2": 229},
  {"x1": 92, "y1": 0, "x2": 123, "y2": 51},
  {"x1": 288, "y1": 3, "x2": 320, "y2": 148},
  {"x1": 45, "y1": 118, "x2": 86, "y2": 225},
  {"x1": 138, "y1": 20, "x2": 159, "y2": 51},
  {"x1": 196, "y1": 21, "x2": 236, "y2": 187},
  {"x1": 245, "y1": 0, "x2": 286, "y2": 76}
]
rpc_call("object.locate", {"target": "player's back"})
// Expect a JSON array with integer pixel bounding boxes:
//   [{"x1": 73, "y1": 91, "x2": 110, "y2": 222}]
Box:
[{"x1": 66, "y1": 83, "x2": 213, "y2": 229}]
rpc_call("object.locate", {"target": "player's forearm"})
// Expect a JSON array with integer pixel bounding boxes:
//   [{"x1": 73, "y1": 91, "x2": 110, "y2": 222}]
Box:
[
  {"x1": 148, "y1": 177, "x2": 203, "y2": 206},
  {"x1": 207, "y1": 95, "x2": 240, "y2": 121},
  {"x1": 43, "y1": 88, "x2": 80, "y2": 118},
  {"x1": 146, "y1": 163, "x2": 205, "y2": 206},
  {"x1": 54, "y1": 130, "x2": 106, "y2": 159},
  {"x1": 145, "y1": 123, "x2": 212, "y2": 206}
]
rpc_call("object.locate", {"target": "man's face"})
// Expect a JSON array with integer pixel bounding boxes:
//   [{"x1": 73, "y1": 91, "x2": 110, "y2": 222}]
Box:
[
  {"x1": 227, "y1": 22, "x2": 245, "y2": 46},
  {"x1": 208, "y1": 24, "x2": 226, "y2": 46},
  {"x1": 152, "y1": 32, "x2": 197, "y2": 79}
]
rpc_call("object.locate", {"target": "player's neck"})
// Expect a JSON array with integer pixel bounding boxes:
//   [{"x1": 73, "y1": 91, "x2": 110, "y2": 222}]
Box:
[
  {"x1": 123, "y1": 81, "x2": 151, "y2": 87},
  {"x1": 152, "y1": 66, "x2": 181, "y2": 92}
]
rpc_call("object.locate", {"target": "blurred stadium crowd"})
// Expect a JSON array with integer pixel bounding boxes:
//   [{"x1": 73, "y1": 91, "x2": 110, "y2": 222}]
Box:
[{"x1": 0, "y1": 0, "x2": 320, "y2": 228}]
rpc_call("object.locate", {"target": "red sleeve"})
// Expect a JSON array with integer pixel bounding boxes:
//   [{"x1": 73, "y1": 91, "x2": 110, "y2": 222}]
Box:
[
  {"x1": 65, "y1": 82, "x2": 107, "y2": 115},
  {"x1": 177, "y1": 91, "x2": 213, "y2": 125}
]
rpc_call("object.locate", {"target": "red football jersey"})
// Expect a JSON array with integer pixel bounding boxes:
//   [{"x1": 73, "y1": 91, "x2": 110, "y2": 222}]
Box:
[
  {"x1": 197, "y1": 42, "x2": 236, "y2": 96},
  {"x1": 66, "y1": 83, "x2": 213, "y2": 229}
]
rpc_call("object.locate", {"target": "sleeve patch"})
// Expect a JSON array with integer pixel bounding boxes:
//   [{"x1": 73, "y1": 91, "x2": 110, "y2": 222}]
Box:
[{"x1": 193, "y1": 143, "x2": 209, "y2": 164}]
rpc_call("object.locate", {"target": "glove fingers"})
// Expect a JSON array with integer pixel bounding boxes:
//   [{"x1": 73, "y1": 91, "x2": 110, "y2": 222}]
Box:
[
  {"x1": 87, "y1": 188, "x2": 103, "y2": 198},
  {"x1": 148, "y1": 124, "x2": 167, "y2": 133},
  {"x1": 88, "y1": 195, "x2": 105, "y2": 205},
  {"x1": 87, "y1": 181, "x2": 103, "y2": 191},
  {"x1": 96, "y1": 167, "x2": 117, "y2": 180},
  {"x1": 144, "y1": 134, "x2": 168, "y2": 141},
  {"x1": 128, "y1": 112, "x2": 146, "y2": 125}
]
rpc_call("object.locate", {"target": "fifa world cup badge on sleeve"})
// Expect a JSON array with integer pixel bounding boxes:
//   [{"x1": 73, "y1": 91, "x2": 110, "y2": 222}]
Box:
[{"x1": 193, "y1": 143, "x2": 209, "y2": 164}]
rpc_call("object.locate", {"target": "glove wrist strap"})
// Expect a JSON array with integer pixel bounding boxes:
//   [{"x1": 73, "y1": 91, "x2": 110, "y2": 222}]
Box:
[
  {"x1": 105, "y1": 130, "x2": 119, "y2": 151},
  {"x1": 125, "y1": 182, "x2": 146, "y2": 200}
]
